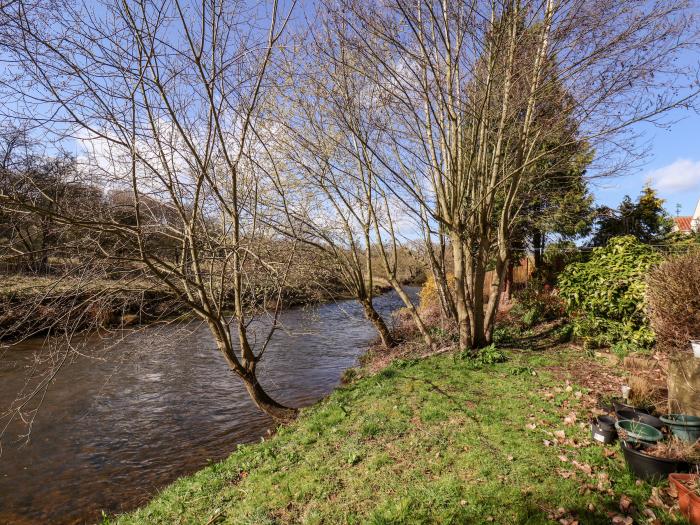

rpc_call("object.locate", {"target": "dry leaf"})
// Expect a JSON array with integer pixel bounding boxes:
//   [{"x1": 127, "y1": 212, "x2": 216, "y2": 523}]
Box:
[
  {"x1": 666, "y1": 483, "x2": 678, "y2": 498},
  {"x1": 526, "y1": 423, "x2": 537, "y2": 430},
  {"x1": 611, "y1": 515, "x2": 633, "y2": 525},
  {"x1": 554, "y1": 430, "x2": 566, "y2": 439},
  {"x1": 642, "y1": 508, "x2": 657, "y2": 519},
  {"x1": 558, "y1": 455, "x2": 569, "y2": 462},
  {"x1": 564, "y1": 412, "x2": 577, "y2": 425},
  {"x1": 572, "y1": 460, "x2": 592, "y2": 475},
  {"x1": 619, "y1": 494, "x2": 633, "y2": 513}
]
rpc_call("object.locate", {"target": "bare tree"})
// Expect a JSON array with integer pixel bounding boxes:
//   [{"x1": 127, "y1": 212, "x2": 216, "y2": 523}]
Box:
[
  {"x1": 0, "y1": 0, "x2": 300, "y2": 420},
  {"x1": 276, "y1": 30, "x2": 437, "y2": 349},
  {"x1": 319, "y1": 0, "x2": 699, "y2": 351}
]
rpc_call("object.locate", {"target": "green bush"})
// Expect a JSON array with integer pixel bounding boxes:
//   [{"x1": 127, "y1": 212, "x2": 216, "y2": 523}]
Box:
[
  {"x1": 511, "y1": 279, "x2": 566, "y2": 328},
  {"x1": 459, "y1": 344, "x2": 507, "y2": 367},
  {"x1": 557, "y1": 236, "x2": 662, "y2": 351}
]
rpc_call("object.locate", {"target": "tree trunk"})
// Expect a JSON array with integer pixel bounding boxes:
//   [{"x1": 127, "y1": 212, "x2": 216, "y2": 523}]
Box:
[
  {"x1": 466, "y1": 246, "x2": 489, "y2": 350},
  {"x1": 362, "y1": 298, "x2": 395, "y2": 347},
  {"x1": 451, "y1": 234, "x2": 472, "y2": 351},
  {"x1": 241, "y1": 371, "x2": 298, "y2": 422},
  {"x1": 483, "y1": 255, "x2": 509, "y2": 346},
  {"x1": 388, "y1": 277, "x2": 435, "y2": 350},
  {"x1": 533, "y1": 229, "x2": 544, "y2": 268}
]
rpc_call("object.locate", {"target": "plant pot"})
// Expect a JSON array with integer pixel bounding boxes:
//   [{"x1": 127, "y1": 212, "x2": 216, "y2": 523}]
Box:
[
  {"x1": 612, "y1": 397, "x2": 651, "y2": 414},
  {"x1": 616, "y1": 408, "x2": 664, "y2": 430},
  {"x1": 669, "y1": 473, "x2": 698, "y2": 519},
  {"x1": 689, "y1": 490, "x2": 700, "y2": 525},
  {"x1": 591, "y1": 416, "x2": 617, "y2": 444},
  {"x1": 691, "y1": 340, "x2": 700, "y2": 359},
  {"x1": 615, "y1": 420, "x2": 664, "y2": 444},
  {"x1": 661, "y1": 414, "x2": 700, "y2": 443},
  {"x1": 620, "y1": 441, "x2": 693, "y2": 481}
]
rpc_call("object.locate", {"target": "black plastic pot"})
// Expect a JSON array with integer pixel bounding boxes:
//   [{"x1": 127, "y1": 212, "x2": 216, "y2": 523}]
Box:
[
  {"x1": 615, "y1": 408, "x2": 664, "y2": 430},
  {"x1": 591, "y1": 416, "x2": 617, "y2": 444},
  {"x1": 620, "y1": 441, "x2": 694, "y2": 481},
  {"x1": 612, "y1": 398, "x2": 651, "y2": 414}
]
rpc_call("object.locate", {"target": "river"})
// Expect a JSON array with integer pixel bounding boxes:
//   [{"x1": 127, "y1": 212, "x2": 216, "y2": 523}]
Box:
[{"x1": 0, "y1": 289, "x2": 416, "y2": 524}]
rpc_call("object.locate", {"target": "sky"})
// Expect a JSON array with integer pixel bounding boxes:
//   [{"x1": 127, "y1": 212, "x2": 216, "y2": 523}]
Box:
[{"x1": 591, "y1": 105, "x2": 700, "y2": 218}]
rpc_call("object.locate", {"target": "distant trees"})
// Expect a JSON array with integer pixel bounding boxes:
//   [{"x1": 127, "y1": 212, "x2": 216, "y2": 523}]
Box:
[
  {"x1": 591, "y1": 188, "x2": 674, "y2": 247},
  {"x1": 0, "y1": 128, "x2": 91, "y2": 273}
]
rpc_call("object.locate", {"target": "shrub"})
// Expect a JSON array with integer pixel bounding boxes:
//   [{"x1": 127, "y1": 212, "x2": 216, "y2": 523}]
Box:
[
  {"x1": 459, "y1": 344, "x2": 507, "y2": 367},
  {"x1": 511, "y1": 279, "x2": 566, "y2": 328},
  {"x1": 558, "y1": 236, "x2": 662, "y2": 351},
  {"x1": 646, "y1": 249, "x2": 700, "y2": 355}
]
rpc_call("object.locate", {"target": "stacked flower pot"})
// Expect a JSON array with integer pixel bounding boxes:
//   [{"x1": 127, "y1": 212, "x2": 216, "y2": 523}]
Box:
[{"x1": 591, "y1": 395, "x2": 700, "y2": 522}]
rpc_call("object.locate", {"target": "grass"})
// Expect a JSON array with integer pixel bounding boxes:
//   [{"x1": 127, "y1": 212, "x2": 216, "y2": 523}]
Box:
[{"x1": 112, "y1": 342, "x2": 686, "y2": 525}]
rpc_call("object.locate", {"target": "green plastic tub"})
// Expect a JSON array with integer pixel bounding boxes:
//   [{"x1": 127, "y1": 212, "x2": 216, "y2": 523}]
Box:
[
  {"x1": 660, "y1": 414, "x2": 700, "y2": 443},
  {"x1": 615, "y1": 419, "x2": 664, "y2": 444}
]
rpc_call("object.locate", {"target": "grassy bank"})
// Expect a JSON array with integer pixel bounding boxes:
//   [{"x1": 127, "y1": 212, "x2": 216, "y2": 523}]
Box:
[
  {"x1": 113, "y1": 338, "x2": 681, "y2": 525},
  {"x1": 0, "y1": 274, "x2": 365, "y2": 341}
]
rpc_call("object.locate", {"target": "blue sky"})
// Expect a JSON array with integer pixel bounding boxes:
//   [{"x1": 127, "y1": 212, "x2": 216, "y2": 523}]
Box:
[{"x1": 592, "y1": 107, "x2": 700, "y2": 217}]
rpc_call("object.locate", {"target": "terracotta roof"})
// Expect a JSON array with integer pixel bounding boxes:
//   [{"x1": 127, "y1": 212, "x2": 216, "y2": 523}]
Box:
[{"x1": 674, "y1": 216, "x2": 693, "y2": 232}]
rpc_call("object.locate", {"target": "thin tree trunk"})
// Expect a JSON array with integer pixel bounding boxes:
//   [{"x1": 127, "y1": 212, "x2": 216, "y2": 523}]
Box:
[
  {"x1": 362, "y1": 297, "x2": 395, "y2": 348},
  {"x1": 451, "y1": 233, "x2": 472, "y2": 351},
  {"x1": 241, "y1": 371, "x2": 298, "y2": 422},
  {"x1": 533, "y1": 229, "x2": 544, "y2": 268},
  {"x1": 387, "y1": 276, "x2": 435, "y2": 350}
]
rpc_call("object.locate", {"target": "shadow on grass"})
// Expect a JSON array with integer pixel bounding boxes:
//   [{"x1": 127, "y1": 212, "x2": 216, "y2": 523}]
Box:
[{"x1": 497, "y1": 319, "x2": 571, "y2": 352}]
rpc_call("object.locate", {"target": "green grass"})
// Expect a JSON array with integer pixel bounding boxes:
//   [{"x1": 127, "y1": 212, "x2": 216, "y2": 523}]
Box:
[{"x1": 114, "y1": 348, "x2": 683, "y2": 525}]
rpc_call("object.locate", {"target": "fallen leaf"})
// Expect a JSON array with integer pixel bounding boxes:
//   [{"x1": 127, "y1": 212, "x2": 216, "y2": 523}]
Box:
[
  {"x1": 526, "y1": 423, "x2": 537, "y2": 430},
  {"x1": 543, "y1": 439, "x2": 552, "y2": 447},
  {"x1": 564, "y1": 412, "x2": 577, "y2": 425},
  {"x1": 572, "y1": 460, "x2": 592, "y2": 475},
  {"x1": 619, "y1": 494, "x2": 633, "y2": 513},
  {"x1": 611, "y1": 515, "x2": 633, "y2": 525},
  {"x1": 642, "y1": 508, "x2": 657, "y2": 519},
  {"x1": 554, "y1": 430, "x2": 566, "y2": 439},
  {"x1": 558, "y1": 455, "x2": 569, "y2": 462},
  {"x1": 666, "y1": 483, "x2": 678, "y2": 498},
  {"x1": 647, "y1": 486, "x2": 674, "y2": 512}
]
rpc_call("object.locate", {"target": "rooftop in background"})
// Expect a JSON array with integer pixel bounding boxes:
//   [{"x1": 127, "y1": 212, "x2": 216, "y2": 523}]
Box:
[{"x1": 673, "y1": 216, "x2": 694, "y2": 233}]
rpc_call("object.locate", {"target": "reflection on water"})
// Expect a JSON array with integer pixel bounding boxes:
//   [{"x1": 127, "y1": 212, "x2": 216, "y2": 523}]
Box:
[{"x1": 0, "y1": 290, "x2": 415, "y2": 524}]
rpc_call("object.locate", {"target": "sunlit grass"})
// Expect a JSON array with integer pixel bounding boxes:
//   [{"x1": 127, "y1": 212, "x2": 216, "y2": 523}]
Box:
[{"x1": 114, "y1": 348, "x2": 684, "y2": 524}]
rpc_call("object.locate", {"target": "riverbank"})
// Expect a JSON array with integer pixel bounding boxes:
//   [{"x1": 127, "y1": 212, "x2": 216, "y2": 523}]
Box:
[
  {"x1": 0, "y1": 274, "x2": 388, "y2": 341},
  {"x1": 113, "y1": 331, "x2": 679, "y2": 524}
]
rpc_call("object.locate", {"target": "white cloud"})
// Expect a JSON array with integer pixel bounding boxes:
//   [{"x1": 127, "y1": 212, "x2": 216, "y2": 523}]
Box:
[{"x1": 648, "y1": 159, "x2": 700, "y2": 193}]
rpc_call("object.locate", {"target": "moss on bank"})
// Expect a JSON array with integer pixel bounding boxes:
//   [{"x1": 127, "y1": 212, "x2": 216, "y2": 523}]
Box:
[{"x1": 112, "y1": 345, "x2": 683, "y2": 525}]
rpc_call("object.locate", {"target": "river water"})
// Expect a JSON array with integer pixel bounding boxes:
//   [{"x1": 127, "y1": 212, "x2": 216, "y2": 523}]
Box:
[{"x1": 0, "y1": 290, "x2": 415, "y2": 524}]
